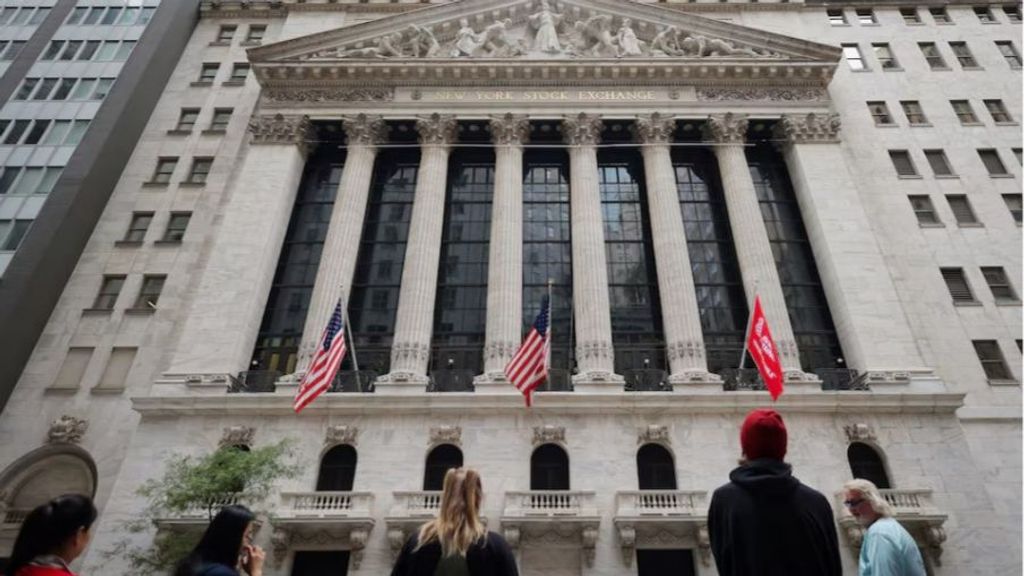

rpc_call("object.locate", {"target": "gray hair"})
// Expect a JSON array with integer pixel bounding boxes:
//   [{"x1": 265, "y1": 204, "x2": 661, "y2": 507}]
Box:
[{"x1": 842, "y1": 478, "x2": 893, "y2": 517}]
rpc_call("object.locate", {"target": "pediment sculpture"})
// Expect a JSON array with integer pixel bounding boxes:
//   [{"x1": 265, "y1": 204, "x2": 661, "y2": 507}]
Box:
[{"x1": 301, "y1": 2, "x2": 783, "y2": 61}]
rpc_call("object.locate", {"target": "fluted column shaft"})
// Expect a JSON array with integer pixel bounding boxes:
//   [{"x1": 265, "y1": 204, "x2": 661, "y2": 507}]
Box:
[
  {"x1": 706, "y1": 113, "x2": 802, "y2": 374},
  {"x1": 297, "y1": 115, "x2": 386, "y2": 372},
  {"x1": 563, "y1": 114, "x2": 621, "y2": 384},
  {"x1": 480, "y1": 115, "x2": 529, "y2": 380},
  {"x1": 634, "y1": 114, "x2": 716, "y2": 384},
  {"x1": 379, "y1": 114, "x2": 457, "y2": 390}
]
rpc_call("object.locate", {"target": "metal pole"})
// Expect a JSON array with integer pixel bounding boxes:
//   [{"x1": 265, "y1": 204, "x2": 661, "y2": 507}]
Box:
[{"x1": 340, "y1": 286, "x2": 361, "y2": 388}]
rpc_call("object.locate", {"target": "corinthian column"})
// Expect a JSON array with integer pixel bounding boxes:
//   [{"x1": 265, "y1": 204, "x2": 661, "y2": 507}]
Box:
[
  {"x1": 705, "y1": 113, "x2": 805, "y2": 378},
  {"x1": 297, "y1": 114, "x2": 387, "y2": 373},
  {"x1": 563, "y1": 113, "x2": 623, "y2": 389},
  {"x1": 377, "y1": 114, "x2": 457, "y2": 393},
  {"x1": 476, "y1": 114, "x2": 529, "y2": 389},
  {"x1": 634, "y1": 114, "x2": 719, "y2": 387}
]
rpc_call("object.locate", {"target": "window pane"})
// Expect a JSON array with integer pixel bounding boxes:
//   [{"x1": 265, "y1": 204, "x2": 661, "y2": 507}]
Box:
[
  {"x1": 71, "y1": 79, "x2": 96, "y2": 100},
  {"x1": 4, "y1": 120, "x2": 30, "y2": 144},
  {"x1": 114, "y1": 41, "x2": 135, "y2": 61},
  {"x1": 14, "y1": 78, "x2": 38, "y2": 100},
  {"x1": 947, "y1": 195, "x2": 979, "y2": 224},
  {"x1": 41, "y1": 120, "x2": 72, "y2": 145},
  {"x1": 32, "y1": 78, "x2": 58, "y2": 100},
  {"x1": 908, "y1": 195, "x2": 940, "y2": 225},
  {"x1": 51, "y1": 348, "x2": 92, "y2": 390},
  {"x1": 941, "y1": 268, "x2": 975, "y2": 302},
  {"x1": 889, "y1": 151, "x2": 917, "y2": 176},
  {"x1": 59, "y1": 40, "x2": 82, "y2": 61},
  {"x1": 23, "y1": 120, "x2": 51, "y2": 145},
  {"x1": 973, "y1": 340, "x2": 1012, "y2": 380},
  {"x1": 979, "y1": 150, "x2": 1008, "y2": 175},
  {"x1": 92, "y1": 78, "x2": 114, "y2": 100},
  {"x1": 64, "y1": 121, "x2": 90, "y2": 146},
  {"x1": 78, "y1": 40, "x2": 100, "y2": 61},
  {"x1": 95, "y1": 41, "x2": 118, "y2": 61},
  {"x1": 37, "y1": 168, "x2": 61, "y2": 194},
  {"x1": 924, "y1": 150, "x2": 954, "y2": 175},
  {"x1": 101, "y1": 7, "x2": 122, "y2": 25},
  {"x1": 0, "y1": 219, "x2": 31, "y2": 250}
]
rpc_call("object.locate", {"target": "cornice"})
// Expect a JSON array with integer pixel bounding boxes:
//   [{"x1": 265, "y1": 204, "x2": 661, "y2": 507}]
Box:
[{"x1": 132, "y1": 391, "x2": 966, "y2": 417}]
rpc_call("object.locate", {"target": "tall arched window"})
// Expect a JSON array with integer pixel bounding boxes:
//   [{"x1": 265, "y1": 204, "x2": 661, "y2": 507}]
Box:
[
  {"x1": 531, "y1": 444, "x2": 569, "y2": 490},
  {"x1": 423, "y1": 444, "x2": 463, "y2": 490},
  {"x1": 317, "y1": 444, "x2": 357, "y2": 491},
  {"x1": 847, "y1": 442, "x2": 891, "y2": 489},
  {"x1": 637, "y1": 444, "x2": 677, "y2": 490}
]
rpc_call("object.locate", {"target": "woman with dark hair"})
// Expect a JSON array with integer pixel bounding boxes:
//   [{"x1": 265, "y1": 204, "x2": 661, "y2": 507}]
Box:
[
  {"x1": 174, "y1": 505, "x2": 265, "y2": 576},
  {"x1": 8, "y1": 494, "x2": 98, "y2": 576}
]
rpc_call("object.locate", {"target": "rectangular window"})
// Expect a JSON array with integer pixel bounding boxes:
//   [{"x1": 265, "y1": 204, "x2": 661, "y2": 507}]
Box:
[
  {"x1": 1004, "y1": 5, "x2": 1022, "y2": 21},
  {"x1": 83, "y1": 7, "x2": 104, "y2": 25},
  {"x1": 198, "y1": 63, "x2": 219, "y2": 82},
  {"x1": 10, "y1": 168, "x2": 43, "y2": 195},
  {"x1": 70, "y1": 78, "x2": 96, "y2": 100},
  {"x1": 843, "y1": 44, "x2": 867, "y2": 70},
  {"x1": 0, "y1": 41, "x2": 25, "y2": 61},
  {"x1": 951, "y1": 100, "x2": 980, "y2": 124},
  {"x1": 139, "y1": 7, "x2": 156, "y2": 25},
  {"x1": 973, "y1": 340, "x2": 1013, "y2": 380},
  {"x1": 217, "y1": 25, "x2": 236, "y2": 43},
  {"x1": 64, "y1": 121, "x2": 90, "y2": 146},
  {"x1": 975, "y1": 5, "x2": 996, "y2": 22},
  {"x1": 78, "y1": 40, "x2": 101, "y2": 61},
  {"x1": 23, "y1": 120, "x2": 51, "y2": 145},
  {"x1": 901, "y1": 101, "x2": 928, "y2": 124},
  {"x1": 996, "y1": 41, "x2": 1022, "y2": 66},
  {"x1": 909, "y1": 195, "x2": 941, "y2": 225},
  {"x1": 37, "y1": 168, "x2": 61, "y2": 195},
  {"x1": 210, "y1": 108, "x2": 233, "y2": 131},
  {"x1": 856, "y1": 8, "x2": 877, "y2": 24},
  {"x1": 124, "y1": 212, "x2": 152, "y2": 242},
  {"x1": 246, "y1": 25, "x2": 267, "y2": 43},
  {"x1": 67, "y1": 7, "x2": 88, "y2": 24},
  {"x1": 94, "y1": 41, "x2": 118, "y2": 61},
  {"x1": 0, "y1": 219, "x2": 31, "y2": 250},
  {"x1": 93, "y1": 275, "x2": 125, "y2": 309},
  {"x1": 947, "y1": 195, "x2": 980, "y2": 225},
  {"x1": 175, "y1": 108, "x2": 199, "y2": 132},
  {"x1": 981, "y1": 267, "x2": 1019, "y2": 302},
  {"x1": 40, "y1": 120, "x2": 71, "y2": 145},
  {"x1": 119, "y1": 7, "x2": 141, "y2": 25},
  {"x1": 950, "y1": 42, "x2": 979, "y2": 67},
  {"x1": 827, "y1": 9, "x2": 847, "y2": 25},
  {"x1": 11, "y1": 8, "x2": 32, "y2": 25},
  {"x1": 925, "y1": 150, "x2": 955, "y2": 176},
  {"x1": 941, "y1": 267, "x2": 976, "y2": 302},
  {"x1": 978, "y1": 149, "x2": 1009, "y2": 175},
  {"x1": 4, "y1": 120, "x2": 30, "y2": 145},
  {"x1": 229, "y1": 63, "x2": 250, "y2": 82},
  {"x1": 101, "y1": 7, "x2": 123, "y2": 25},
  {"x1": 0, "y1": 169, "x2": 17, "y2": 194},
  {"x1": 14, "y1": 78, "x2": 38, "y2": 100},
  {"x1": 867, "y1": 101, "x2": 894, "y2": 125},
  {"x1": 0, "y1": 8, "x2": 16, "y2": 26},
  {"x1": 31, "y1": 78, "x2": 58, "y2": 101},
  {"x1": 152, "y1": 157, "x2": 177, "y2": 184},
  {"x1": 163, "y1": 212, "x2": 191, "y2": 242},
  {"x1": 114, "y1": 40, "x2": 135, "y2": 61},
  {"x1": 41, "y1": 40, "x2": 62, "y2": 60},
  {"x1": 889, "y1": 150, "x2": 918, "y2": 176},
  {"x1": 134, "y1": 275, "x2": 166, "y2": 309},
  {"x1": 51, "y1": 347, "x2": 93, "y2": 390},
  {"x1": 873, "y1": 43, "x2": 899, "y2": 68},
  {"x1": 187, "y1": 158, "x2": 213, "y2": 184},
  {"x1": 51, "y1": 78, "x2": 77, "y2": 101},
  {"x1": 919, "y1": 42, "x2": 947, "y2": 68},
  {"x1": 59, "y1": 40, "x2": 82, "y2": 61},
  {"x1": 900, "y1": 7, "x2": 922, "y2": 23},
  {"x1": 92, "y1": 78, "x2": 114, "y2": 100},
  {"x1": 1003, "y1": 194, "x2": 1023, "y2": 223},
  {"x1": 984, "y1": 99, "x2": 1014, "y2": 122},
  {"x1": 95, "y1": 347, "x2": 136, "y2": 391},
  {"x1": 930, "y1": 6, "x2": 952, "y2": 23}
]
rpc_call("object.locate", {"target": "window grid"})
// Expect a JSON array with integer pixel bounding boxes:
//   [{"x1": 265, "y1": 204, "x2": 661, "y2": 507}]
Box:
[
  {"x1": 1003, "y1": 194, "x2": 1023, "y2": 223},
  {"x1": 827, "y1": 9, "x2": 847, "y2": 25},
  {"x1": 978, "y1": 149, "x2": 1009, "y2": 175},
  {"x1": 842, "y1": 44, "x2": 867, "y2": 70},
  {"x1": 996, "y1": 41, "x2": 1022, "y2": 66},
  {"x1": 941, "y1": 268, "x2": 976, "y2": 302},
  {"x1": 13, "y1": 77, "x2": 118, "y2": 102},
  {"x1": 973, "y1": 340, "x2": 1013, "y2": 380},
  {"x1": 924, "y1": 149, "x2": 955, "y2": 176},
  {"x1": 217, "y1": 25, "x2": 236, "y2": 43},
  {"x1": 974, "y1": 5, "x2": 996, "y2": 22},
  {"x1": 855, "y1": 8, "x2": 876, "y2": 24},
  {"x1": 919, "y1": 42, "x2": 947, "y2": 68},
  {"x1": 152, "y1": 157, "x2": 177, "y2": 184},
  {"x1": 901, "y1": 101, "x2": 928, "y2": 125},
  {"x1": 900, "y1": 7, "x2": 922, "y2": 24},
  {"x1": 198, "y1": 63, "x2": 219, "y2": 82},
  {"x1": 246, "y1": 25, "x2": 267, "y2": 43},
  {"x1": 229, "y1": 64, "x2": 250, "y2": 82},
  {"x1": 951, "y1": 100, "x2": 980, "y2": 124},
  {"x1": 984, "y1": 99, "x2": 1014, "y2": 123},
  {"x1": 873, "y1": 43, "x2": 899, "y2": 69},
  {"x1": 134, "y1": 275, "x2": 166, "y2": 309},
  {"x1": 929, "y1": 6, "x2": 952, "y2": 23},
  {"x1": 175, "y1": 109, "x2": 199, "y2": 132},
  {"x1": 67, "y1": 6, "x2": 154, "y2": 26},
  {"x1": 889, "y1": 150, "x2": 918, "y2": 176},
  {"x1": 981, "y1": 267, "x2": 1019, "y2": 302},
  {"x1": 163, "y1": 213, "x2": 191, "y2": 243},
  {"x1": 950, "y1": 42, "x2": 979, "y2": 67},
  {"x1": 210, "y1": 108, "x2": 233, "y2": 131},
  {"x1": 947, "y1": 195, "x2": 980, "y2": 225},
  {"x1": 908, "y1": 195, "x2": 941, "y2": 225},
  {"x1": 1004, "y1": 5, "x2": 1022, "y2": 21},
  {"x1": 93, "y1": 275, "x2": 125, "y2": 309},
  {"x1": 124, "y1": 212, "x2": 152, "y2": 242},
  {"x1": 867, "y1": 101, "x2": 894, "y2": 125},
  {"x1": 0, "y1": 219, "x2": 31, "y2": 250},
  {"x1": 187, "y1": 158, "x2": 213, "y2": 184}
]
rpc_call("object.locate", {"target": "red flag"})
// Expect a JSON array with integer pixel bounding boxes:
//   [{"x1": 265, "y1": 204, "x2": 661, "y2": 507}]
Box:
[{"x1": 746, "y1": 296, "x2": 784, "y2": 401}]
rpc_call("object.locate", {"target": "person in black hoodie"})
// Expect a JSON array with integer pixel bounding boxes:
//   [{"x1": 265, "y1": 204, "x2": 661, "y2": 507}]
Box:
[{"x1": 708, "y1": 408, "x2": 843, "y2": 576}]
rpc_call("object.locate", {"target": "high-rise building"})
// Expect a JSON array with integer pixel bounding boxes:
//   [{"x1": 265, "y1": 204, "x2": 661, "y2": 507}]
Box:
[{"x1": 0, "y1": 0, "x2": 1019, "y2": 574}]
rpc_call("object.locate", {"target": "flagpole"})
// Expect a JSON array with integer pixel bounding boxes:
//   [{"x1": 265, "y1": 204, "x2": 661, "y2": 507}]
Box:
[
  {"x1": 339, "y1": 286, "x2": 361, "y2": 388},
  {"x1": 739, "y1": 280, "x2": 760, "y2": 371},
  {"x1": 547, "y1": 279, "x2": 554, "y2": 390}
]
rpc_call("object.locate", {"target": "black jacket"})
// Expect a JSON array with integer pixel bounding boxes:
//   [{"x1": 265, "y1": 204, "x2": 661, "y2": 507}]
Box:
[
  {"x1": 390, "y1": 531, "x2": 519, "y2": 576},
  {"x1": 708, "y1": 459, "x2": 842, "y2": 576}
]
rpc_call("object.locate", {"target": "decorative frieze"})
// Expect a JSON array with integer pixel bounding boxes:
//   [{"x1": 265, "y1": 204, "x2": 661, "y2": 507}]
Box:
[
  {"x1": 247, "y1": 113, "x2": 312, "y2": 156},
  {"x1": 484, "y1": 341, "x2": 518, "y2": 364},
  {"x1": 576, "y1": 340, "x2": 613, "y2": 361},
  {"x1": 342, "y1": 114, "x2": 387, "y2": 146},
  {"x1": 697, "y1": 87, "x2": 828, "y2": 102},
  {"x1": 325, "y1": 425, "x2": 358, "y2": 446},
  {"x1": 270, "y1": 527, "x2": 292, "y2": 568},
  {"x1": 704, "y1": 113, "x2": 749, "y2": 144},
  {"x1": 429, "y1": 425, "x2": 462, "y2": 446},
  {"x1": 262, "y1": 87, "x2": 394, "y2": 104},
  {"x1": 416, "y1": 113, "x2": 458, "y2": 146},
  {"x1": 533, "y1": 425, "x2": 565, "y2": 446},
  {"x1": 843, "y1": 423, "x2": 876, "y2": 443},
  {"x1": 632, "y1": 112, "x2": 675, "y2": 144},
  {"x1": 775, "y1": 113, "x2": 842, "y2": 144},
  {"x1": 219, "y1": 425, "x2": 255, "y2": 448},
  {"x1": 562, "y1": 113, "x2": 603, "y2": 146},
  {"x1": 389, "y1": 342, "x2": 431, "y2": 366},
  {"x1": 47, "y1": 415, "x2": 87, "y2": 444},
  {"x1": 665, "y1": 340, "x2": 706, "y2": 363},
  {"x1": 489, "y1": 113, "x2": 531, "y2": 145},
  {"x1": 638, "y1": 425, "x2": 669, "y2": 445}
]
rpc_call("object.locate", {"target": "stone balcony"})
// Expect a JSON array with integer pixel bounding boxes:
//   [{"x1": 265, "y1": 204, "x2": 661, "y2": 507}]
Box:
[
  {"x1": 0, "y1": 508, "x2": 28, "y2": 536},
  {"x1": 384, "y1": 491, "x2": 443, "y2": 557},
  {"x1": 270, "y1": 491, "x2": 375, "y2": 569},
  {"x1": 153, "y1": 493, "x2": 244, "y2": 529},
  {"x1": 500, "y1": 490, "x2": 601, "y2": 566},
  {"x1": 613, "y1": 490, "x2": 711, "y2": 567},
  {"x1": 835, "y1": 488, "x2": 948, "y2": 565}
]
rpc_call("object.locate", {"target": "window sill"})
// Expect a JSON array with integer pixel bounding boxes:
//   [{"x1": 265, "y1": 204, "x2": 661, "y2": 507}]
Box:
[
  {"x1": 881, "y1": 67, "x2": 905, "y2": 72},
  {"x1": 961, "y1": 66, "x2": 985, "y2": 71},
  {"x1": 989, "y1": 174, "x2": 1015, "y2": 178},
  {"x1": 124, "y1": 307, "x2": 156, "y2": 315},
  {"x1": 113, "y1": 240, "x2": 143, "y2": 247},
  {"x1": 987, "y1": 378, "x2": 1020, "y2": 386},
  {"x1": 141, "y1": 181, "x2": 169, "y2": 188},
  {"x1": 929, "y1": 67, "x2": 952, "y2": 71},
  {"x1": 190, "y1": 81, "x2": 214, "y2": 87},
  {"x1": 953, "y1": 300, "x2": 983, "y2": 307},
  {"x1": 90, "y1": 387, "x2": 125, "y2": 395},
  {"x1": 978, "y1": 20, "x2": 999, "y2": 24},
  {"x1": 166, "y1": 129, "x2": 192, "y2": 136},
  {"x1": 222, "y1": 80, "x2": 246, "y2": 87},
  {"x1": 153, "y1": 239, "x2": 183, "y2": 246},
  {"x1": 850, "y1": 68, "x2": 872, "y2": 73},
  {"x1": 908, "y1": 123, "x2": 932, "y2": 127},
  {"x1": 201, "y1": 129, "x2": 227, "y2": 136},
  {"x1": 994, "y1": 121, "x2": 1020, "y2": 127},
  {"x1": 918, "y1": 222, "x2": 946, "y2": 228},
  {"x1": 178, "y1": 181, "x2": 206, "y2": 188},
  {"x1": 81, "y1": 308, "x2": 113, "y2": 315},
  {"x1": 960, "y1": 122, "x2": 985, "y2": 127},
  {"x1": 44, "y1": 386, "x2": 79, "y2": 394},
  {"x1": 875, "y1": 123, "x2": 899, "y2": 128},
  {"x1": 956, "y1": 222, "x2": 984, "y2": 228},
  {"x1": 995, "y1": 300, "x2": 1022, "y2": 306},
  {"x1": 934, "y1": 21, "x2": 954, "y2": 25},
  {"x1": 904, "y1": 22, "x2": 924, "y2": 26},
  {"x1": 240, "y1": 40, "x2": 262, "y2": 46},
  {"x1": 208, "y1": 41, "x2": 232, "y2": 47},
  {"x1": 934, "y1": 174, "x2": 959, "y2": 179},
  {"x1": 897, "y1": 175, "x2": 923, "y2": 179},
  {"x1": 858, "y1": 22, "x2": 880, "y2": 26}
]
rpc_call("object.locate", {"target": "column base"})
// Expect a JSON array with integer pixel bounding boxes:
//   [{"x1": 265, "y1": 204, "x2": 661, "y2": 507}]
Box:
[
  {"x1": 473, "y1": 372, "x2": 519, "y2": 393},
  {"x1": 572, "y1": 370, "x2": 625, "y2": 393},
  {"x1": 668, "y1": 370, "x2": 723, "y2": 393},
  {"x1": 374, "y1": 371, "x2": 430, "y2": 394}
]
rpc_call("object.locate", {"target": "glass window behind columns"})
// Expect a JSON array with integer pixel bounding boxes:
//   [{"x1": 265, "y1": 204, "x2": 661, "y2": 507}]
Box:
[
  {"x1": 747, "y1": 143, "x2": 844, "y2": 372},
  {"x1": 598, "y1": 150, "x2": 665, "y2": 373},
  {"x1": 672, "y1": 148, "x2": 748, "y2": 373},
  {"x1": 522, "y1": 149, "x2": 572, "y2": 390},
  {"x1": 430, "y1": 149, "x2": 494, "y2": 377}
]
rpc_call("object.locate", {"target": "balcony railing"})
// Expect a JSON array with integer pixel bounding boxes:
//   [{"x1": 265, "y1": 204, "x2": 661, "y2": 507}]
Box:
[
  {"x1": 503, "y1": 490, "x2": 598, "y2": 518},
  {"x1": 535, "y1": 368, "x2": 573, "y2": 392},
  {"x1": 228, "y1": 371, "x2": 280, "y2": 393},
  {"x1": 329, "y1": 370, "x2": 378, "y2": 393},
  {"x1": 880, "y1": 489, "x2": 942, "y2": 516},
  {"x1": 390, "y1": 491, "x2": 442, "y2": 517},
  {"x1": 816, "y1": 368, "x2": 869, "y2": 391},
  {"x1": 427, "y1": 369, "x2": 476, "y2": 392},
  {"x1": 624, "y1": 369, "x2": 671, "y2": 392},
  {"x1": 1, "y1": 508, "x2": 29, "y2": 529},
  {"x1": 278, "y1": 491, "x2": 374, "y2": 519},
  {"x1": 720, "y1": 368, "x2": 766, "y2": 391},
  {"x1": 614, "y1": 490, "x2": 708, "y2": 517},
  {"x1": 155, "y1": 493, "x2": 244, "y2": 526}
]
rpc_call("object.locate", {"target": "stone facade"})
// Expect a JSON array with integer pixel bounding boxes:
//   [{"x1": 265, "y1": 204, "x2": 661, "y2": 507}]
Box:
[{"x1": 0, "y1": 1, "x2": 1019, "y2": 575}]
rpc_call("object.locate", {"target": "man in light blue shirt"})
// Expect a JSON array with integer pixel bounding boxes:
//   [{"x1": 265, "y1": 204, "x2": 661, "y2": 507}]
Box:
[{"x1": 842, "y1": 479, "x2": 927, "y2": 576}]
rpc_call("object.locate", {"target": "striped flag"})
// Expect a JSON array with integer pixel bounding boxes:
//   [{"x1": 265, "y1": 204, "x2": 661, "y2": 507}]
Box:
[
  {"x1": 294, "y1": 299, "x2": 346, "y2": 413},
  {"x1": 505, "y1": 295, "x2": 550, "y2": 407}
]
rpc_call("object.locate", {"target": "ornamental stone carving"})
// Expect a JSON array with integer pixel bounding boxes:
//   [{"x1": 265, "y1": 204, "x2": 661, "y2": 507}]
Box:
[
  {"x1": 502, "y1": 525, "x2": 521, "y2": 549},
  {"x1": 926, "y1": 525, "x2": 947, "y2": 565},
  {"x1": 390, "y1": 341, "x2": 431, "y2": 365},
  {"x1": 342, "y1": 114, "x2": 387, "y2": 146},
  {"x1": 349, "y1": 528, "x2": 370, "y2": 568},
  {"x1": 416, "y1": 113, "x2": 458, "y2": 146},
  {"x1": 387, "y1": 528, "x2": 407, "y2": 556},
  {"x1": 582, "y1": 525, "x2": 599, "y2": 566},
  {"x1": 697, "y1": 523, "x2": 712, "y2": 566},
  {"x1": 697, "y1": 87, "x2": 828, "y2": 102},
  {"x1": 47, "y1": 415, "x2": 87, "y2": 444},
  {"x1": 484, "y1": 341, "x2": 518, "y2": 363},
  {"x1": 638, "y1": 425, "x2": 669, "y2": 445},
  {"x1": 220, "y1": 425, "x2": 255, "y2": 448},
  {"x1": 429, "y1": 425, "x2": 462, "y2": 446},
  {"x1": 704, "y1": 113, "x2": 748, "y2": 144},
  {"x1": 262, "y1": 87, "x2": 394, "y2": 104},
  {"x1": 576, "y1": 340, "x2": 612, "y2": 361},
  {"x1": 533, "y1": 425, "x2": 565, "y2": 446},
  {"x1": 617, "y1": 524, "x2": 637, "y2": 566},
  {"x1": 666, "y1": 340, "x2": 706, "y2": 363},
  {"x1": 843, "y1": 423, "x2": 876, "y2": 443},
  {"x1": 489, "y1": 114, "x2": 530, "y2": 145},
  {"x1": 562, "y1": 113, "x2": 603, "y2": 146},
  {"x1": 248, "y1": 113, "x2": 312, "y2": 156},
  {"x1": 775, "y1": 113, "x2": 842, "y2": 144},
  {"x1": 325, "y1": 424, "x2": 358, "y2": 446},
  {"x1": 270, "y1": 527, "x2": 292, "y2": 568},
  {"x1": 632, "y1": 113, "x2": 675, "y2": 144}
]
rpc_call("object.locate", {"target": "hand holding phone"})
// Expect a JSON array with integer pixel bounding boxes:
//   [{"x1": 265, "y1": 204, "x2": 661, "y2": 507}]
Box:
[{"x1": 241, "y1": 544, "x2": 265, "y2": 576}]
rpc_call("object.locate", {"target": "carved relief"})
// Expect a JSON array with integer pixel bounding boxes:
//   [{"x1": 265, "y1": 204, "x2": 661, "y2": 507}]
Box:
[
  {"x1": 262, "y1": 88, "x2": 394, "y2": 104},
  {"x1": 575, "y1": 340, "x2": 613, "y2": 361},
  {"x1": 429, "y1": 425, "x2": 462, "y2": 446},
  {"x1": 697, "y1": 87, "x2": 828, "y2": 102},
  {"x1": 248, "y1": 114, "x2": 312, "y2": 155},
  {"x1": 270, "y1": 527, "x2": 292, "y2": 568},
  {"x1": 342, "y1": 114, "x2": 387, "y2": 146},
  {"x1": 697, "y1": 523, "x2": 712, "y2": 566},
  {"x1": 533, "y1": 425, "x2": 565, "y2": 445},
  {"x1": 389, "y1": 341, "x2": 432, "y2": 365},
  {"x1": 220, "y1": 425, "x2": 255, "y2": 448},
  {"x1": 416, "y1": 113, "x2": 458, "y2": 146},
  {"x1": 502, "y1": 525, "x2": 521, "y2": 549},
  {"x1": 632, "y1": 113, "x2": 674, "y2": 144},
  {"x1": 638, "y1": 425, "x2": 669, "y2": 445},
  {"x1": 582, "y1": 525, "x2": 599, "y2": 566},
  {"x1": 665, "y1": 340, "x2": 706, "y2": 363},
  {"x1": 680, "y1": 34, "x2": 778, "y2": 58},
  {"x1": 617, "y1": 524, "x2": 637, "y2": 566},
  {"x1": 489, "y1": 114, "x2": 531, "y2": 146},
  {"x1": 484, "y1": 340, "x2": 518, "y2": 363},
  {"x1": 775, "y1": 113, "x2": 842, "y2": 144},
  {"x1": 843, "y1": 423, "x2": 876, "y2": 443},
  {"x1": 326, "y1": 425, "x2": 358, "y2": 446},
  {"x1": 530, "y1": 0, "x2": 564, "y2": 54},
  {"x1": 704, "y1": 113, "x2": 749, "y2": 144},
  {"x1": 350, "y1": 528, "x2": 370, "y2": 568},
  {"x1": 562, "y1": 113, "x2": 603, "y2": 146},
  {"x1": 47, "y1": 415, "x2": 87, "y2": 444}
]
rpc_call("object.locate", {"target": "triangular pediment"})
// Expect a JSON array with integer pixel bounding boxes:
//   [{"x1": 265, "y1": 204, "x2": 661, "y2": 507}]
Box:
[{"x1": 248, "y1": 0, "x2": 841, "y2": 88}]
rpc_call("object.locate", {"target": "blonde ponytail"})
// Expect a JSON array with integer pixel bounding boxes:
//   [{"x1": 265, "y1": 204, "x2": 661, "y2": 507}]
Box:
[{"x1": 416, "y1": 467, "x2": 487, "y2": 557}]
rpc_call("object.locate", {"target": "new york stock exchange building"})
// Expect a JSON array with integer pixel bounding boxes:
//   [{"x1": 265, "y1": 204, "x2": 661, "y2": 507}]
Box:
[{"x1": 0, "y1": 0, "x2": 1020, "y2": 574}]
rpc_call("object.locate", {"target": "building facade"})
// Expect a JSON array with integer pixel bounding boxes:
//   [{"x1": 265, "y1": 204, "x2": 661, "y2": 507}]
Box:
[{"x1": 0, "y1": 0, "x2": 1020, "y2": 575}]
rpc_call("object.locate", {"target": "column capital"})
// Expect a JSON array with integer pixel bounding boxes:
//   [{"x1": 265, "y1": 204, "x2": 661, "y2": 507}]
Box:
[
  {"x1": 704, "y1": 113, "x2": 749, "y2": 144},
  {"x1": 562, "y1": 113, "x2": 603, "y2": 146},
  {"x1": 416, "y1": 113, "x2": 458, "y2": 146},
  {"x1": 632, "y1": 113, "x2": 675, "y2": 144},
  {"x1": 248, "y1": 113, "x2": 313, "y2": 155},
  {"x1": 342, "y1": 113, "x2": 387, "y2": 146},
  {"x1": 489, "y1": 113, "x2": 531, "y2": 145},
  {"x1": 774, "y1": 113, "x2": 842, "y2": 144}
]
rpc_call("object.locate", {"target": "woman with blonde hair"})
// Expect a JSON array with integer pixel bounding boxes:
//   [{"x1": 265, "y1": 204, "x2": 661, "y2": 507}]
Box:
[{"x1": 391, "y1": 467, "x2": 518, "y2": 576}]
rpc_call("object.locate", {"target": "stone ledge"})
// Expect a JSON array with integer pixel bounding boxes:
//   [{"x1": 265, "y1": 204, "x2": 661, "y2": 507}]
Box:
[{"x1": 957, "y1": 405, "x2": 1023, "y2": 422}]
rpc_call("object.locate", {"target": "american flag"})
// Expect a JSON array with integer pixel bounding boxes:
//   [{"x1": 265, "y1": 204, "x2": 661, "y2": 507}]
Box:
[
  {"x1": 505, "y1": 295, "x2": 550, "y2": 407},
  {"x1": 293, "y1": 299, "x2": 346, "y2": 413}
]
